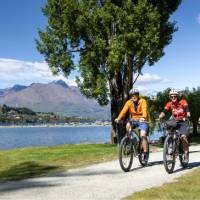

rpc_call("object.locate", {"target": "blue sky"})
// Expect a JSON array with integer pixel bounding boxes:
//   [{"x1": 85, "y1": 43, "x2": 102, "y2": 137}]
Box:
[{"x1": 0, "y1": 0, "x2": 200, "y2": 94}]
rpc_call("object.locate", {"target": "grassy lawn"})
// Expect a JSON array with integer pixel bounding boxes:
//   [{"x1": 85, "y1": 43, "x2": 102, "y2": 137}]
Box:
[
  {"x1": 124, "y1": 167, "x2": 200, "y2": 200},
  {"x1": 0, "y1": 143, "x2": 162, "y2": 183},
  {"x1": 123, "y1": 134, "x2": 200, "y2": 200},
  {"x1": 0, "y1": 144, "x2": 118, "y2": 182}
]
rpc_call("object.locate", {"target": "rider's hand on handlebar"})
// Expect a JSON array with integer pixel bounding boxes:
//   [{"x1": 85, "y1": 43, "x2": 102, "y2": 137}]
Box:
[
  {"x1": 139, "y1": 118, "x2": 145, "y2": 122},
  {"x1": 156, "y1": 117, "x2": 165, "y2": 123},
  {"x1": 187, "y1": 112, "x2": 191, "y2": 121},
  {"x1": 155, "y1": 117, "x2": 160, "y2": 121},
  {"x1": 115, "y1": 118, "x2": 120, "y2": 123}
]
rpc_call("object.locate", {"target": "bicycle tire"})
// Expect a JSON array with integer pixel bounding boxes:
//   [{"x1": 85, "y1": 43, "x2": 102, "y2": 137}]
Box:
[
  {"x1": 119, "y1": 136, "x2": 134, "y2": 172},
  {"x1": 163, "y1": 135, "x2": 176, "y2": 173}
]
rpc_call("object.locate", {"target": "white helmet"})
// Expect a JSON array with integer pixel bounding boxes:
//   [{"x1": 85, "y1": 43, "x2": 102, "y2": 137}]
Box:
[
  {"x1": 169, "y1": 89, "x2": 180, "y2": 97},
  {"x1": 129, "y1": 88, "x2": 139, "y2": 95}
]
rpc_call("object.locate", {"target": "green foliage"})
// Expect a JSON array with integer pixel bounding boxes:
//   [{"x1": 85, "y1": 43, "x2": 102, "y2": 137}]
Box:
[
  {"x1": 0, "y1": 104, "x2": 96, "y2": 125},
  {"x1": 183, "y1": 87, "x2": 200, "y2": 134},
  {"x1": 151, "y1": 88, "x2": 171, "y2": 119},
  {"x1": 36, "y1": 0, "x2": 181, "y2": 106},
  {"x1": 151, "y1": 87, "x2": 200, "y2": 134},
  {"x1": 1, "y1": 104, "x2": 9, "y2": 113},
  {"x1": 0, "y1": 104, "x2": 36, "y2": 115}
]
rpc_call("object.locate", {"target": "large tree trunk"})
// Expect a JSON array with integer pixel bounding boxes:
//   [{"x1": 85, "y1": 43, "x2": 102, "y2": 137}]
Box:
[
  {"x1": 109, "y1": 56, "x2": 133, "y2": 144},
  {"x1": 110, "y1": 71, "x2": 123, "y2": 144},
  {"x1": 122, "y1": 56, "x2": 133, "y2": 102}
]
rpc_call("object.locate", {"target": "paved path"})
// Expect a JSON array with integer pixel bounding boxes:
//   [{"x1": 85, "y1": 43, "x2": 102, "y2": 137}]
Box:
[{"x1": 0, "y1": 145, "x2": 200, "y2": 200}]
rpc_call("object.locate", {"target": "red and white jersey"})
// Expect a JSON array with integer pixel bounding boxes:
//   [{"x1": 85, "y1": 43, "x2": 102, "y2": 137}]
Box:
[{"x1": 165, "y1": 99, "x2": 188, "y2": 120}]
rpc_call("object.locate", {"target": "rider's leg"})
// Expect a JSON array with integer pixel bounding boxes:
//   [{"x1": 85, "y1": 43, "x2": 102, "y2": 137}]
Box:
[
  {"x1": 140, "y1": 131, "x2": 148, "y2": 153},
  {"x1": 180, "y1": 135, "x2": 189, "y2": 152},
  {"x1": 179, "y1": 121, "x2": 190, "y2": 163},
  {"x1": 139, "y1": 122, "x2": 149, "y2": 153},
  {"x1": 180, "y1": 135, "x2": 189, "y2": 163},
  {"x1": 179, "y1": 121, "x2": 190, "y2": 153},
  {"x1": 126, "y1": 122, "x2": 132, "y2": 134}
]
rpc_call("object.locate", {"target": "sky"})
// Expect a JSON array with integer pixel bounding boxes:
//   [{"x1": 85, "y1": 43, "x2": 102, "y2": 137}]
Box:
[{"x1": 0, "y1": 0, "x2": 200, "y2": 95}]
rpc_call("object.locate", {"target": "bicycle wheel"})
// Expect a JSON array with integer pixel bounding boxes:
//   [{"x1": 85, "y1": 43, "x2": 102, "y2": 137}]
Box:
[
  {"x1": 119, "y1": 136, "x2": 134, "y2": 172},
  {"x1": 163, "y1": 135, "x2": 176, "y2": 173},
  {"x1": 179, "y1": 140, "x2": 189, "y2": 168},
  {"x1": 138, "y1": 139, "x2": 149, "y2": 166}
]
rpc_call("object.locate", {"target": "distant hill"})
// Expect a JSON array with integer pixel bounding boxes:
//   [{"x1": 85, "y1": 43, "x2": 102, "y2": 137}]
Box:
[{"x1": 0, "y1": 80, "x2": 110, "y2": 119}]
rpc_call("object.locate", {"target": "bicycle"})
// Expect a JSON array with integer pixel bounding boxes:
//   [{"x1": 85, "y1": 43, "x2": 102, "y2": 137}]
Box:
[
  {"x1": 116, "y1": 120, "x2": 150, "y2": 172},
  {"x1": 162, "y1": 119, "x2": 190, "y2": 174}
]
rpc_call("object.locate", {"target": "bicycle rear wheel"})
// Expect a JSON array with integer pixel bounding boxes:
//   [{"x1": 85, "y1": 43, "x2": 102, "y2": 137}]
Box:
[
  {"x1": 163, "y1": 135, "x2": 176, "y2": 173},
  {"x1": 179, "y1": 140, "x2": 189, "y2": 168},
  {"x1": 138, "y1": 139, "x2": 149, "y2": 166},
  {"x1": 119, "y1": 136, "x2": 134, "y2": 172}
]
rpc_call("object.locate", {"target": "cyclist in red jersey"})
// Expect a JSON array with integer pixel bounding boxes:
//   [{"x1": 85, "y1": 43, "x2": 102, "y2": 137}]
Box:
[{"x1": 159, "y1": 89, "x2": 191, "y2": 162}]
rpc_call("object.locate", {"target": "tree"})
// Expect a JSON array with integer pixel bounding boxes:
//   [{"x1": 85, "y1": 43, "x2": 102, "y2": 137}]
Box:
[
  {"x1": 36, "y1": 0, "x2": 181, "y2": 143},
  {"x1": 152, "y1": 88, "x2": 172, "y2": 119},
  {"x1": 152, "y1": 87, "x2": 200, "y2": 135},
  {"x1": 1, "y1": 104, "x2": 9, "y2": 114},
  {"x1": 183, "y1": 87, "x2": 200, "y2": 134}
]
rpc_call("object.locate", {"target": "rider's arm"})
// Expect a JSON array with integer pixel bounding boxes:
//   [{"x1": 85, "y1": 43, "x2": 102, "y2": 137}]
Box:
[
  {"x1": 141, "y1": 99, "x2": 148, "y2": 120},
  {"x1": 159, "y1": 102, "x2": 171, "y2": 119},
  {"x1": 184, "y1": 105, "x2": 190, "y2": 117},
  {"x1": 159, "y1": 111, "x2": 166, "y2": 119},
  {"x1": 182, "y1": 99, "x2": 191, "y2": 118},
  {"x1": 117, "y1": 101, "x2": 130, "y2": 120}
]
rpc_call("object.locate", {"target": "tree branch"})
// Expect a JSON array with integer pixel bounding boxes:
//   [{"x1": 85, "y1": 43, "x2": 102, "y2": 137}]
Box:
[
  {"x1": 132, "y1": 72, "x2": 140, "y2": 86},
  {"x1": 68, "y1": 47, "x2": 86, "y2": 53}
]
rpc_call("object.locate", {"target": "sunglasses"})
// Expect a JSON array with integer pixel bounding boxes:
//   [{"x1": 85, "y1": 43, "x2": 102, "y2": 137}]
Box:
[{"x1": 170, "y1": 96, "x2": 177, "y2": 99}]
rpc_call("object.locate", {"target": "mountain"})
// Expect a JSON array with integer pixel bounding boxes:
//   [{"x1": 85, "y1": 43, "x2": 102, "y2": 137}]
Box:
[
  {"x1": 0, "y1": 84, "x2": 27, "y2": 97},
  {"x1": 0, "y1": 81, "x2": 110, "y2": 119}
]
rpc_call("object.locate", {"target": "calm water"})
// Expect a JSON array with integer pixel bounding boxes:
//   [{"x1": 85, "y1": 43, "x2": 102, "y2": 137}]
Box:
[{"x1": 0, "y1": 126, "x2": 163, "y2": 150}]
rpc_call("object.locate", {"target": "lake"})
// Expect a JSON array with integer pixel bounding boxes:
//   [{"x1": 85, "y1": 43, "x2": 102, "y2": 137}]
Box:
[{"x1": 0, "y1": 126, "x2": 164, "y2": 150}]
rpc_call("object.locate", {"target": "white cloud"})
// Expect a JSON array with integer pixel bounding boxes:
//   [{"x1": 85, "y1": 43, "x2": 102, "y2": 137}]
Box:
[
  {"x1": 197, "y1": 13, "x2": 200, "y2": 25},
  {"x1": 0, "y1": 58, "x2": 171, "y2": 93},
  {"x1": 136, "y1": 73, "x2": 171, "y2": 85},
  {"x1": 0, "y1": 58, "x2": 77, "y2": 88}
]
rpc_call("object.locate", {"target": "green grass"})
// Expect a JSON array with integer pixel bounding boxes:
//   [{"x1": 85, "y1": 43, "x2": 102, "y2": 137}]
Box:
[
  {"x1": 0, "y1": 143, "x2": 162, "y2": 183},
  {"x1": 124, "y1": 167, "x2": 200, "y2": 200},
  {"x1": 0, "y1": 134, "x2": 199, "y2": 183},
  {"x1": 123, "y1": 134, "x2": 200, "y2": 200},
  {"x1": 0, "y1": 144, "x2": 118, "y2": 182}
]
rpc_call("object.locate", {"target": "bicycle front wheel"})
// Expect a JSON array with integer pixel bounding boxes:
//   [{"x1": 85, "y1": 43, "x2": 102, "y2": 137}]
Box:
[
  {"x1": 163, "y1": 135, "x2": 176, "y2": 173},
  {"x1": 119, "y1": 136, "x2": 134, "y2": 172}
]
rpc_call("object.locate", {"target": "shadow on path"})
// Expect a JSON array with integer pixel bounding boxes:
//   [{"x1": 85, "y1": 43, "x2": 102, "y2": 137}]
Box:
[
  {"x1": 0, "y1": 161, "x2": 62, "y2": 193},
  {"x1": 172, "y1": 162, "x2": 200, "y2": 174}
]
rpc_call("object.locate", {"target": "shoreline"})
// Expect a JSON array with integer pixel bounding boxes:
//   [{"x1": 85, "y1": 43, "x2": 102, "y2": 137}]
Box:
[{"x1": 0, "y1": 123, "x2": 111, "y2": 128}]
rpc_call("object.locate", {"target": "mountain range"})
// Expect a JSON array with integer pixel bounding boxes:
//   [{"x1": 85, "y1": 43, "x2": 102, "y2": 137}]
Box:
[{"x1": 0, "y1": 80, "x2": 110, "y2": 119}]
